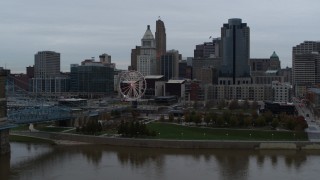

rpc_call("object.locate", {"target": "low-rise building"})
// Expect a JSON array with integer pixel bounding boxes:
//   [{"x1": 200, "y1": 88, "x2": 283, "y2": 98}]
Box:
[
  {"x1": 307, "y1": 88, "x2": 320, "y2": 109},
  {"x1": 165, "y1": 79, "x2": 185, "y2": 100},
  {"x1": 144, "y1": 75, "x2": 165, "y2": 98},
  {"x1": 70, "y1": 63, "x2": 114, "y2": 97}
]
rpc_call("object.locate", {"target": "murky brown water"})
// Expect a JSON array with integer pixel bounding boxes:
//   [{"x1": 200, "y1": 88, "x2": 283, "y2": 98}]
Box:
[{"x1": 1, "y1": 142, "x2": 319, "y2": 180}]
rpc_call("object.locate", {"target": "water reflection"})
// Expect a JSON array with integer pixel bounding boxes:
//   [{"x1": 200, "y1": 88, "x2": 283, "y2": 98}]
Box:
[
  {"x1": 258, "y1": 150, "x2": 307, "y2": 170},
  {"x1": 213, "y1": 150, "x2": 250, "y2": 180},
  {"x1": 0, "y1": 154, "x2": 10, "y2": 179},
  {"x1": 6, "y1": 143, "x2": 320, "y2": 180}
]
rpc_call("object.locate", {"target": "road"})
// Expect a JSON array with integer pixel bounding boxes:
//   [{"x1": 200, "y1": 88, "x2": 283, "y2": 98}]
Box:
[{"x1": 293, "y1": 98, "x2": 320, "y2": 142}]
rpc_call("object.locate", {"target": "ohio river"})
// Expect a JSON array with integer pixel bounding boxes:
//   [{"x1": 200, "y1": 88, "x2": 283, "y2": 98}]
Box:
[{"x1": 1, "y1": 143, "x2": 319, "y2": 180}]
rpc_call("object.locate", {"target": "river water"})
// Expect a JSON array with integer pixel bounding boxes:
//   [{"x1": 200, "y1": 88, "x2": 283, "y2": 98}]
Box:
[{"x1": 1, "y1": 142, "x2": 319, "y2": 180}]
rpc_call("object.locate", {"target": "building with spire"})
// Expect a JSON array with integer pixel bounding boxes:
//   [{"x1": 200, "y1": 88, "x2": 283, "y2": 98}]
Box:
[{"x1": 137, "y1": 25, "x2": 157, "y2": 76}]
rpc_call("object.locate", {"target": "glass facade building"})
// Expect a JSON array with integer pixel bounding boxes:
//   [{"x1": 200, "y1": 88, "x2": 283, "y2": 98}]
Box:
[
  {"x1": 160, "y1": 50, "x2": 179, "y2": 81},
  {"x1": 220, "y1": 18, "x2": 250, "y2": 83},
  {"x1": 70, "y1": 65, "x2": 114, "y2": 94}
]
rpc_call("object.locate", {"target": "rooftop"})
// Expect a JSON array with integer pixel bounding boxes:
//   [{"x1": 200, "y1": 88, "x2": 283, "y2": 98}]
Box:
[
  {"x1": 145, "y1": 75, "x2": 164, "y2": 79},
  {"x1": 167, "y1": 79, "x2": 185, "y2": 84}
]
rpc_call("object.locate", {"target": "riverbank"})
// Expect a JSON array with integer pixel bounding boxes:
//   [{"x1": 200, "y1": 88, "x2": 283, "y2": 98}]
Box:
[
  {"x1": 10, "y1": 131, "x2": 320, "y2": 150},
  {"x1": 10, "y1": 133, "x2": 90, "y2": 145}
]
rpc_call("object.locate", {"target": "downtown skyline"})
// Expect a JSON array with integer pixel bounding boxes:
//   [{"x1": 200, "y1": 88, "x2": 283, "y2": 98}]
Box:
[{"x1": 0, "y1": 0, "x2": 319, "y2": 73}]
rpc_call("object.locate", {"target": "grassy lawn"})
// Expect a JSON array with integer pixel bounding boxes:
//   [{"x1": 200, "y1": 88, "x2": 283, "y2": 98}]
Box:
[
  {"x1": 147, "y1": 122, "x2": 308, "y2": 141},
  {"x1": 9, "y1": 135, "x2": 56, "y2": 144}
]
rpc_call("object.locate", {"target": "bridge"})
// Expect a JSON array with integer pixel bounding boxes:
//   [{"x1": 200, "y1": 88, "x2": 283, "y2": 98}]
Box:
[
  {"x1": 0, "y1": 70, "x2": 132, "y2": 154},
  {"x1": 0, "y1": 71, "x2": 74, "y2": 154},
  {"x1": 5, "y1": 72, "x2": 75, "y2": 124}
]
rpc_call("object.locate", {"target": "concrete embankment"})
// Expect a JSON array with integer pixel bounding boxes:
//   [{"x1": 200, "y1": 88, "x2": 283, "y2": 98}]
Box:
[{"x1": 10, "y1": 131, "x2": 320, "y2": 150}]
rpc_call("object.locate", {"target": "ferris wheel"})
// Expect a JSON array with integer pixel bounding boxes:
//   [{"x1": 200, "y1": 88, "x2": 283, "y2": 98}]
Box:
[{"x1": 118, "y1": 70, "x2": 146, "y2": 101}]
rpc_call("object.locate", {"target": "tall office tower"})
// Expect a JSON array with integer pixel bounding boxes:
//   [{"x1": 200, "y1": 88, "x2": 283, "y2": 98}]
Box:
[
  {"x1": 155, "y1": 18, "x2": 166, "y2": 61},
  {"x1": 292, "y1": 41, "x2": 320, "y2": 96},
  {"x1": 219, "y1": 18, "x2": 250, "y2": 85},
  {"x1": 160, "y1": 50, "x2": 179, "y2": 81},
  {"x1": 130, "y1": 46, "x2": 141, "y2": 71},
  {"x1": 34, "y1": 51, "x2": 60, "y2": 78},
  {"x1": 32, "y1": 51, "x2": 69, "y2": 93},
  {"x1": 178, "y1": 60, "x2": 187, "y2": 79},
  {"x1": 137, "y1": 25, "x2": 157, "y2": 76},
  {"x1": 155, "y1": 19, "x2": 166, "y2": 74},
  {"x1": 293, "y1": 41, "x2": 320, "y2": 55}
]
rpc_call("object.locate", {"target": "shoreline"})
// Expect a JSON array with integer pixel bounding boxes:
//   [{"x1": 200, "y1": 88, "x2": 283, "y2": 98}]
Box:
[{"x1": 10, "y1": 131, "x2": 320, "y2": 150}]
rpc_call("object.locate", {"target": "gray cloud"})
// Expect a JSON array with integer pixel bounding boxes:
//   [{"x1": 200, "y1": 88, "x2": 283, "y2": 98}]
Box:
[{"x1": 0, "y1": 0, "x2": 319, "y2": 72}]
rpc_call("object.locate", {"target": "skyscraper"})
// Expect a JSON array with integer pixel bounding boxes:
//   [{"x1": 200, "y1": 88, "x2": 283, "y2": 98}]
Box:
[
  {"x1": 137, "y1": 25, "x2": 157, "y2": 76},
  {"x1": 292, "y1": 41, "x2": 320, "y2": 96},
  {"x1": 130, "y1": 46, "x2": 140, "y2": 71},
  {"x1": 160, "y1": 50, "x2": 179, "y2": 81},
  {"x1": 219, "y1": 18, "x2": 250, "y2": 85},
  {"x1": 156, "y1": 18, "x2": 166, "y2": 74},
  {"x1": 155, "y1": 18, "x2": 166, "y2": 61},
  {"x1": 32, "y1": 51, "x2": 69, "y2": 93}
]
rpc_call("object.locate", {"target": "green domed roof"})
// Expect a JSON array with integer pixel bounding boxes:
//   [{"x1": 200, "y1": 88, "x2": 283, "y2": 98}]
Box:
[{"x1": 270, "y1": 51, "x2": 279, "y2": 59}]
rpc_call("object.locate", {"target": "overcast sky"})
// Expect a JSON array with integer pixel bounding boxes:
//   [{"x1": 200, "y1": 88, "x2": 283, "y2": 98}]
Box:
[{"x1": 0, "y1": 0, "x2": 319, "y2": 73}]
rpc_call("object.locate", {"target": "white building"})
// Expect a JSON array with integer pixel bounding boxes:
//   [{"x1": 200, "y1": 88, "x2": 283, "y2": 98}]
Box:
[
  {"x1": 272, "y1": 81, "x2": 292, "y2": 103},
  {"x1": 137, "y1": 25, "x2": 157, "y2": 76}
]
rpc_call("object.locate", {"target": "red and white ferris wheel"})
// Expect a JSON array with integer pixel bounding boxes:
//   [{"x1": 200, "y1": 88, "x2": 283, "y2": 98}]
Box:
[{"x1": 118, "y1": 70, "x2": 146, "y2": 101}]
